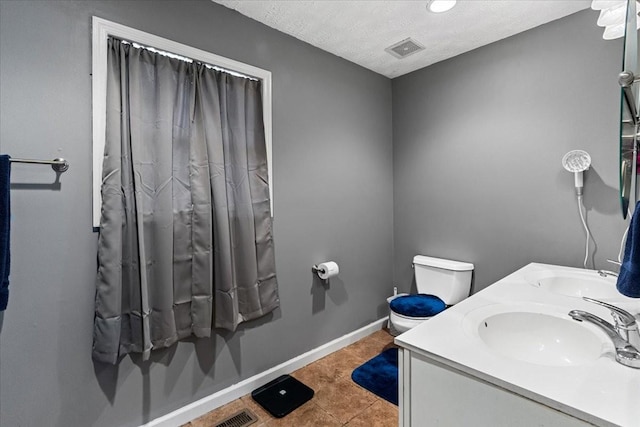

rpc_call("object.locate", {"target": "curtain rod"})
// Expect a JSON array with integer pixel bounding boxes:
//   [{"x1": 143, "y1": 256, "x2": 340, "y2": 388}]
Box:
[
  {"x1": 9, "y1": 157, "x2": 69, "y2": 173},
  {"x1": 115, "y1": 38, "x2": 259, "y2": 81}
]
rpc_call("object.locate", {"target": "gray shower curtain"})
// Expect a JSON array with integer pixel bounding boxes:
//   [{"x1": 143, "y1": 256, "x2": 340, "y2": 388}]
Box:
[{"x1": 92, "y1": 38, "x2": 279, "y2": 364}]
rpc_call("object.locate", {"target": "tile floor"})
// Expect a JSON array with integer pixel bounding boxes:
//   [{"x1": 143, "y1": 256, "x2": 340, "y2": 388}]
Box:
[{"x1": 184, "y1": 329, "x2": 398, "y2": 427}]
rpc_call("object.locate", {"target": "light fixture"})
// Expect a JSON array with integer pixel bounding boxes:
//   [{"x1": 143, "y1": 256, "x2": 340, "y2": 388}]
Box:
[
  {"x1": 427, "y1": 0, "x2": 457, "y2": 14},
  {"x1": 592, "y1": 0, "x2": 640, "y2": 40}
]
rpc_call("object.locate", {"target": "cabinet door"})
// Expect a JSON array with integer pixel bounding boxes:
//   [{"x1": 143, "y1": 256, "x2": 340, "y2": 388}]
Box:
[{"x1": 406, "y1": 352, "x2": 592, "y2": 427}]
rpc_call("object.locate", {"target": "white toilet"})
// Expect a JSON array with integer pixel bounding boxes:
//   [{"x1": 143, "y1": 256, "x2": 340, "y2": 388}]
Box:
[{"x1": 388, "y1": 255, "x2": 474, "y2": 336}]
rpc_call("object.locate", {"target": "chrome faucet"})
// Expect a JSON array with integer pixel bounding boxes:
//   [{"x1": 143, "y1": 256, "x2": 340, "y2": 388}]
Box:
[
  {"x1": 568, "y1": 310, "x2": 640, "y2": 368},
  {"x1": 582, "y1": 297, "x2": 640, "y2": 350},
  {"x1": 598, "y1": 259, "x2": 621, "y2": 278},
  {"x1": 568, "y1": 297, "x2": 640, "y2": 368},
  {"x1": 597, "y1": 270, "x2": 618, "y2": 278}
]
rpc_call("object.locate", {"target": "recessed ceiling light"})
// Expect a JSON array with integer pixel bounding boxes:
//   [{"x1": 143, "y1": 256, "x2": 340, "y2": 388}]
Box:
[{"x1": 427, "y1": 0, "x2": 457, "y2": 13}]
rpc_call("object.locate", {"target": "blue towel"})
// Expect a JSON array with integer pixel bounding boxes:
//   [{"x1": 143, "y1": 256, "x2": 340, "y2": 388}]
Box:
[
  {"x1": 617, "y1": 201, "x2": 640, "y2": 298},
  {"x1": 0, "y1": 155, "x2": 9, "y2": 310}
]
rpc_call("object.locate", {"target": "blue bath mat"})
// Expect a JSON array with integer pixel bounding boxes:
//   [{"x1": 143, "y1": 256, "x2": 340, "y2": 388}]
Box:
[{"x1": 351, "y1": 347, "x2": 398, "y2": 405}]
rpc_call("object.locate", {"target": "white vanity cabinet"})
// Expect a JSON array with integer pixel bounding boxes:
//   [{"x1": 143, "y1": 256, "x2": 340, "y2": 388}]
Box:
[
  {"x1": 398, "y1": 348, "x2": 596, "y2": 427},
  {"x1": 394, "y1": 263, "x2": 640, "y2": 427}
]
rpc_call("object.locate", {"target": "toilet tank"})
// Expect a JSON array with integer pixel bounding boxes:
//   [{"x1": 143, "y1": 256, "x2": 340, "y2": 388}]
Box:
[{"x1": 413, "y1": 255, "x2": 474, "y2": 305}]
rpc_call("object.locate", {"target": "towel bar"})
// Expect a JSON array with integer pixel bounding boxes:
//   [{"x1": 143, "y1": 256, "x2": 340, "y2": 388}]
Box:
[{"x1": 9, "y1": 158, "x2": 69, "y2": 173}]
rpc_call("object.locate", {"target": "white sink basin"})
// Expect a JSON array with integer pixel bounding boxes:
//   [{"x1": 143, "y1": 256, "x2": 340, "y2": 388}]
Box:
[
  {"x1": 464, "y1": 304, "x2": 608, "y2": 366},
  {"x1": 525, "y1": 269, "x2": 629, "y2": 301}
]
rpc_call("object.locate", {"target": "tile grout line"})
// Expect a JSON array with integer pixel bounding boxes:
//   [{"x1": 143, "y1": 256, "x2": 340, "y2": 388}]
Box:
[{"x1": 342, "y1": 398, "x2": 380, "y2": 426}]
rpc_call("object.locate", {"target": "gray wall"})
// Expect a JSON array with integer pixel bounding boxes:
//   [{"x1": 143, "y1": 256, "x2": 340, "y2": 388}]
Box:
[
  {"x1": 393, "y1": 10, "x2": 629, "y2": 294},
  {"x1": 0, "y1": 2, "x2": 631, "y2": 426},
  {"x1": 0, "y1": 1, "x2": 393, "y2": 426}
]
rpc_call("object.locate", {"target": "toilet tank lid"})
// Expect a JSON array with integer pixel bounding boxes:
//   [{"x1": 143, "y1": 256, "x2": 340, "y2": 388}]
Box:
[{"x1": 413, "y1": 255, "x2": 474, "y2": 271}]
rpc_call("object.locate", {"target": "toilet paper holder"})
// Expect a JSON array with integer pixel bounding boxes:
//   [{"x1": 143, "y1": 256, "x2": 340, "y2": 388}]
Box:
[{"x1": 312, "y1": 261, "x2": 340, "y2": 280}]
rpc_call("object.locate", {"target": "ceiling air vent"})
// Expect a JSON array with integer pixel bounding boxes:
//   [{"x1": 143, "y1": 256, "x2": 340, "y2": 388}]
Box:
[{"x1": 385, "y1": 38, "x2": 425, "y2": 59}]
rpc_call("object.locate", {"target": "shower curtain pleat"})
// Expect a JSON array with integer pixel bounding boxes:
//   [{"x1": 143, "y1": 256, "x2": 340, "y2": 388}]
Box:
[
  {"x1": 92, "y1": 38, "x2": 278, "y2": 364},
  {"x1": 197, "y1": 71, "x2": 279, "y2": 331}
]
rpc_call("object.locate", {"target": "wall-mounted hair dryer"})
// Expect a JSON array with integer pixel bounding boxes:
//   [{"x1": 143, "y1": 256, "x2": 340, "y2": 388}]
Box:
[
  {"x1": 562, "y1": 150, "x2": 593, "y2": 269},
  {"x1": 562, "y1": 150, "x2": 592, "y2": 196}
]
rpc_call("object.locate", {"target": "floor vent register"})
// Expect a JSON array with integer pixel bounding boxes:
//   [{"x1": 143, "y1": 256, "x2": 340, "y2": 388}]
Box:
[{"x1": 214, "y1": 409, "x2": 258, "y2": 427}]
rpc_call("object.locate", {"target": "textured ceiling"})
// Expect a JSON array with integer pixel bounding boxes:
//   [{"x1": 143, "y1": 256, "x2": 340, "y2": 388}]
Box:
[{"x1": 212, "y1": 0, "x2": 592, "y2": 78}]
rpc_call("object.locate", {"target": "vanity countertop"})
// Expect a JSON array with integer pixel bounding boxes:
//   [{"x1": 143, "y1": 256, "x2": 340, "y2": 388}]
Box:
[{"x1": 395, "y1": 263, "x2": 640, "y2": 427}]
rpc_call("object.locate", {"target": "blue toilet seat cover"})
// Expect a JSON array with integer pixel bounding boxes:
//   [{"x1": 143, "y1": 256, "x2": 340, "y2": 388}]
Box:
[{"x1": 390, "y1": 294, "x2": 446, "y2": 317}]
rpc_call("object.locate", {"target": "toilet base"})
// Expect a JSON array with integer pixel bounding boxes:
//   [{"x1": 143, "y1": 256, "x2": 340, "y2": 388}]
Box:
[{"x1": 388, "y1": 310, "x2": 432, "y2": 336}]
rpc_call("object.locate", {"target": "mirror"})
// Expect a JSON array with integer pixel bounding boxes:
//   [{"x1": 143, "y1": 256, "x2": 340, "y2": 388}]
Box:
[{"x1": 619, "y1": 0, "x2": 640, "y2": 218}]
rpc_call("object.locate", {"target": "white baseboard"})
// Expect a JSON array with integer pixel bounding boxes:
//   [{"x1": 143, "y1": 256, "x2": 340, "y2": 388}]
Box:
[{"x1": 143, "y1": 317, "x2": 387, "y2": 427}]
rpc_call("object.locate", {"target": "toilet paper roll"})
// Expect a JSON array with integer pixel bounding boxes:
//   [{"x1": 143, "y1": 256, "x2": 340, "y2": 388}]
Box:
[{"x1": 317, "y1": 261, "x2": 339, "y2": 280}]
